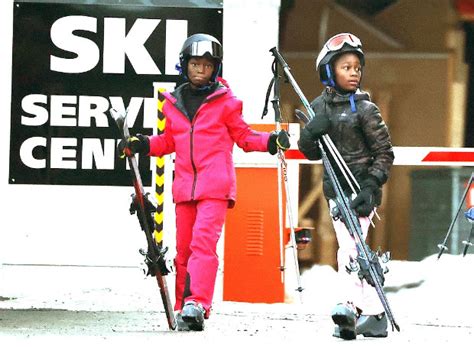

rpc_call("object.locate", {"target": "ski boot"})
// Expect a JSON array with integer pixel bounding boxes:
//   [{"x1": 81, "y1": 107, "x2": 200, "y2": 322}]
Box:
[
  {"x1": 175, "y1": 312, "x2": 190, "y2": 332},
  {"x1": 333, "y1": 312, "x2": 388, "y2": 338},
  {"x1": 356, "y1": 313, "x2": 388, "y2": 337},
  {"x1": 331, "y1": 303, "x2": 358, "y2": 340},
  {"x1": 181, "y1": 301, "x2": 206, "y2": 331}
]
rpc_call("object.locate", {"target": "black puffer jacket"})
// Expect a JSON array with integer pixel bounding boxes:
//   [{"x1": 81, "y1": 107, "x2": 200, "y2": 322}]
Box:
[{"x1": 298, "y1": 88, "x2": 394, "y2": 200}]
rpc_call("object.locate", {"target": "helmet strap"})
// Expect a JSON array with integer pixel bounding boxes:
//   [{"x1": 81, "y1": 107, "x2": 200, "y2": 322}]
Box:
[
  {"x1": 349, "y1": 93, "x2": 357, "y2": 113},
  {"x1": 211, "y1": 63, "x2": 222, "y2": 83},
  {"x1": 321, "y1": 64, "x2": 335, "y2": 87}
]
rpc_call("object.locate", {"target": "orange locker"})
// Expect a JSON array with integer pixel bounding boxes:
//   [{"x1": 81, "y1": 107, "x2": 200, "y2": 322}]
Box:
[
  {"x1": 223, "y1": 124, "x2": 291, "y2": 303},
  {"x1": 223, "y1": 166, "x2": 285, "y2": 303}
]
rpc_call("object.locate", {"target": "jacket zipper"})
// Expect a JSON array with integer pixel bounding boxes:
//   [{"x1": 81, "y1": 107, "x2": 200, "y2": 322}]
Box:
[
  {"x1": 188, "y1": 97, "x2": 212, "y2": 200},
  {"x1": 189, "y1": 121, "x2": 198, "y2": 200},
  {"x1": 168, "y1": 88, "x2": 227, "y2": 201}
]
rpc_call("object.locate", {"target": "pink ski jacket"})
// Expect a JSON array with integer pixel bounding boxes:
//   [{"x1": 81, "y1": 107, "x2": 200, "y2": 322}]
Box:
[{"x1": 148, "y1": 81, "x2": 271, "y2": 205}]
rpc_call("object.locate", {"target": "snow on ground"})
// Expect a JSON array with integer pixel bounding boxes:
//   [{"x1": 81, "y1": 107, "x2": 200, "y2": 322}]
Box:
[
  {"x1": 1, "y1": 253, "x2": 472, "y2": 326},
  {"x1": 297, "y1": 253, "x2": 474, "y2": 325}
]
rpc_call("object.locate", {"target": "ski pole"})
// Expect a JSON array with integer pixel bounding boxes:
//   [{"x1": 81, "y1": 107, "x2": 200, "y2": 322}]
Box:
[
  {"x1": 437, "y1": 173, "x2": 474, "y2": 259},
  {"x1": 279, "y1": 149, "x2": 304, "y2": 297},
  {"x1": 269, "y1": 58, "x2": 304, "y2": 296},
  {"x1": 323, "y1": 134, "x2": 381, "y2": 223},
  {"x1": 276, "y1": 132, "x2": 286, "y2": 282},
  {"x1": 462, "y1": 225, "x2": 473, "y2": 257},
  {"x1": 462, "y1": 207, "x2": 474, "y2": 256}
]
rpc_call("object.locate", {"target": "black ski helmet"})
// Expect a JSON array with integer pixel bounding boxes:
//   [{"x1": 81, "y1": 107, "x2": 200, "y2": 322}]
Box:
[
  {"x1": 316, "y1": 33, "x2": 365, "y2": 87},
  {"x1": 179, "y1": 33, "x2": 223, "y2": 82}
]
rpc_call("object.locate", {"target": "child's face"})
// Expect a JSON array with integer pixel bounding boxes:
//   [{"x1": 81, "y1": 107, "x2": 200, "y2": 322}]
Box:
[
  {"x1": 187, "y1": 56, "x2": 215, "y2": 88},
  {"x1": 333, "y1": 53, "x2": 362, "y2": 92}
]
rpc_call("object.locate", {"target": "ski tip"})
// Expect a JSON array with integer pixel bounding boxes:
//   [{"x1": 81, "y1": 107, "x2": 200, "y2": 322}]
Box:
[
  {"x1": 109, "y1": 107, "x2": 127, "y2": 122},
  {"x1": 390, "y1": 321, "x2": 401, "y2": 332},
  {"x1": 109, "y1": 107, "x2": 119, "y2": 119},
  {"x1": 169, "y1": 321, "x2": 177, "y2": 331}
]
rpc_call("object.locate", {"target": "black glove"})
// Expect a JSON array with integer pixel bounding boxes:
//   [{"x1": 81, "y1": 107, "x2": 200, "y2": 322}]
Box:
[
  {"x1": 303, "y1": 114, "x2": 330, "y2": 140},
  {"x1": 268, "y1": 130, "x2": 290, "y2": 155},
  {"x1": 297, "y1": 136, "x2": 321, "y2": 160},
  {"x1": 350, "y1": 176, "x2": 381, "y2": 217},
  {"x1": 117, "y1": 134, "x2": 150, "y2": 158}
]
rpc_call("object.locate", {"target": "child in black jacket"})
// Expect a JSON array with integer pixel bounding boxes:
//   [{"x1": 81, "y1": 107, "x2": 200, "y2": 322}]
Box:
[{"x1": 298, "y1": 33, "x2": 394, "y2": 340}]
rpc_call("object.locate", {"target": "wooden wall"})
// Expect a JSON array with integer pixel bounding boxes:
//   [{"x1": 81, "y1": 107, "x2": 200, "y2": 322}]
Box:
[{"x1": 279, "y1": 0, "x2": 469, "y2": 266}]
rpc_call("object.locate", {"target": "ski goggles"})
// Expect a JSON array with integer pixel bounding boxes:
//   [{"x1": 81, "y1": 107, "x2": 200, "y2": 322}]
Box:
[
  {"x1": 316, "y1": 33, "x2": 362, "y2": 69},
  {"x1": 182, "y1": 40, "x2": 223, "y2": 59},
  {"x1": 324, "y1": 33, "x2": 362, "y2": 51}
]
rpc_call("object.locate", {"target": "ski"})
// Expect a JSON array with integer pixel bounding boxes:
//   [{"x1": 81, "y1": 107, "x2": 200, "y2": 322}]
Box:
[
  {"x1": 110, "y1": 108, "x2": 176, "y2": 330},
  {"x1": 320, "y1": 143, "x2": 400, "y2": 332},
  {"x1": 269, "y1": 47, "x2": 400, "y2": 332}
]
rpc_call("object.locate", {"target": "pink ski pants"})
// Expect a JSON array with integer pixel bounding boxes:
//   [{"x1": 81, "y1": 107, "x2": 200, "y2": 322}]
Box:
[{"x1": 174, "y1": 199, "x2": 228, "y2": 314}]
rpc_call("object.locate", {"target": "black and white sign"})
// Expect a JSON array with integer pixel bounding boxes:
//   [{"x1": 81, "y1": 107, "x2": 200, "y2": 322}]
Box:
[{"x1": 10, "y1": 2, "x2": 223, "y2": 185}]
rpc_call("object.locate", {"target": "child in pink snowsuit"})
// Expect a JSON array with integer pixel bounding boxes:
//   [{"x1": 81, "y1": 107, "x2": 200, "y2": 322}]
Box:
[{"x1": 120, "y1": 33, "x2": 290, "y2": 331}]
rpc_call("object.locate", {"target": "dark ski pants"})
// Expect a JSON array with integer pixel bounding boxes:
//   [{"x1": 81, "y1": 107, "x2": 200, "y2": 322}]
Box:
[{"x1": 174, "y1": 199, "x2": 227, "y2": 315}]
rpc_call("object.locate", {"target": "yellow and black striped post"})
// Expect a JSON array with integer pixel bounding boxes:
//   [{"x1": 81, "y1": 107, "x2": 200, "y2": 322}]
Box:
[{"x1": 153, "y1": 89, "x2": 166, "y2": 248}]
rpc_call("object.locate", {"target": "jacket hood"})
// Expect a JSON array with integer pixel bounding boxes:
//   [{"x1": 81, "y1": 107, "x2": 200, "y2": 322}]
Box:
[
  {"x1": 167, "y1": 80, "x2": 231, "y2": 103},
  {"x1": 161, "y1": 80, "x2": 232, "y2": 118}
]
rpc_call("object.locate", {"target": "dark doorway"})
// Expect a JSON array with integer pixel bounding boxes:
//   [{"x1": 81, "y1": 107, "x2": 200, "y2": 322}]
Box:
[{"x1": 464, "y1": 22, "x2": 474, "y2": 147}]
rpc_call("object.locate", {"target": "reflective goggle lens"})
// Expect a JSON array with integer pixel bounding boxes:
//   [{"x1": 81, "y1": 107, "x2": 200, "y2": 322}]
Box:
[
  {"x1": 325, "y1": 33, "x2": 362, "y2": 51},
  {"x1": 185, "y1": 41, "x2": 223, "y2": 59}
]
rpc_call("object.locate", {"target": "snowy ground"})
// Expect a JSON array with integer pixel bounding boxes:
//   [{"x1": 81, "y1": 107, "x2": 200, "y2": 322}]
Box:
[
  {"x1": 301, "y1": 253, "x2": 474, "y2": 323},
  {"x1": 0, "y1": 254, "x2": 472, "y2": 345}
]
